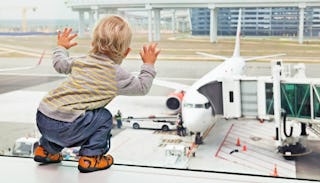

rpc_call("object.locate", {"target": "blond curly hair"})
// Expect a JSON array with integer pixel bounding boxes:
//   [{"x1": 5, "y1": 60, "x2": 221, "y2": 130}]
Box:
[{"x1": 90, "y1": 15, "x2": 132, "y2": 64}]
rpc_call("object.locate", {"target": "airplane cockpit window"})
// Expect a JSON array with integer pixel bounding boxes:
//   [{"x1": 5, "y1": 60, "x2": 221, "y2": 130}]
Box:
[
  {"x1": 0, "y1": 1, "x2": 320, "y2": 182},
  {"x1": 183, "y1": 103, "x2": 194, "y2": 108},
  {"x1": 194, "y1": 104, "x2": 204, "y2": 108},
  {"x1": 204, "y1": 102, "x2": 211, "y2": 109},
  {"x1": 184, "y1": 103, "x2": 210, "y2": 109}
]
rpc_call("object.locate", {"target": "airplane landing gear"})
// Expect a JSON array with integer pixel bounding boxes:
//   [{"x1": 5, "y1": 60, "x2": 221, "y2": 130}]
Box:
[{"x1": 195, "y1": 132, "x2": 203, "y2": 144}]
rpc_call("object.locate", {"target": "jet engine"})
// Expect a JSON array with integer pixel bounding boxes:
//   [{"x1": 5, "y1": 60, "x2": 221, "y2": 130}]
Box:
[{"x1": 165, "y1": 91, "x2": 184, "y2": 114}]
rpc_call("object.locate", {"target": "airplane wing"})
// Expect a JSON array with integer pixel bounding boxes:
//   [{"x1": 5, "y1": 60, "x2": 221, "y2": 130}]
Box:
[
  {"x1": 243, "y1": 53, "x2": 286, "y2": 61},
  {"x1": 196, "y1": 52, "x2": 229, "y2": 60},
  {"x1": 153, "y1": 78, "x2": 190, "y2": 91},
  {"x1": 0, "y1": 50, "x2": 45, "y2": 72}
]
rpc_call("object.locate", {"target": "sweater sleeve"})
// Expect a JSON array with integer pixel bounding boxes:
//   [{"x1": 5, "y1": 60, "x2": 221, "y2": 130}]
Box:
[
  {"x1": 116, "y1": 64, "x2": 156, "y2": 96},
  {"x1": 52, "y1": 46, "x2": 74, "y2": 74}
]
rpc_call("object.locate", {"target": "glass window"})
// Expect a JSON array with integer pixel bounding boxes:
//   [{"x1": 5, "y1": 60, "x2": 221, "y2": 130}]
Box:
[
  {"x1": 0, "y1": 3, "x2": 320, "y2": 182},
  {"x1": 184, "y1": 103, "x2": 194, "y2": 108},
  {"x1": 313, "y1": 86, "x2": 320, "y2": 118},
  {"x1": 194, "y1": 104, "x2": 204, "y2": 108},
  {"x1": 281, "y1": 83, "x2": 311, "y2": 118},
  {"x1": 229, "y1": 91, "x2": 234, "y2": 103}
]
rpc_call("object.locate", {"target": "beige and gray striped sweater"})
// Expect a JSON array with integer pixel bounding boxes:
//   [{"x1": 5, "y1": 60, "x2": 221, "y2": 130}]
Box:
[{"x1": 38, "y1": 46, "x2": 156, "y2": 122}]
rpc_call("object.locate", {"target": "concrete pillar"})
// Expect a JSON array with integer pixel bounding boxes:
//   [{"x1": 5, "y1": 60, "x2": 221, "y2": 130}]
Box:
[
  {"x1": 298, "y1": 4, "x2": 306, "y2": 44},
  {"x1": 89, "y1": 11, "x2": 94, "y2": 31},
  {"x1": 154, "y1": 9, "x2": 161, "y2": 41},
  {"x1": 118, "y1": 10, "x2": 126, "y2": 18},
  {"x1": 91, "y1": 6, "x2": 99, "y2": 22},
  {"x1": 148, "y1": 9, "x2": 153, "y2": 42},
  {"x1": 209, "y1": 6, "x2": 218, "y2": 43},
  {"x1": 172, "y1": 9, "x2": 176, "y2": 33},
  {"x1": 96, "y1": 9, "x2": 99, "y2": 21},
  {"x1": 78, "y1": 10, "x2": 85, "y2": 37}
]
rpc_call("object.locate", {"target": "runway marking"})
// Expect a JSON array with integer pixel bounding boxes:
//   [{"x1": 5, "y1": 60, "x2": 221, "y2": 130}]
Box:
[
  {"x1": 0, "y1": 50, "x2": 14, "y2": 55},
  {"x1": 215, "y1": 124, "x2": 234, "y2": 157},
  {"x1": 0, "y1": 75, "x2": 63, "y2": 94},
  {"x1": 214, "y1": 122, "x2": 296, "y2": 177}
]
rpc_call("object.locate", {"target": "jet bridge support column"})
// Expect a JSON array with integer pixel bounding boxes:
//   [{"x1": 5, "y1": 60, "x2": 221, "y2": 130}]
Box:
[{"x1": 273, "y1": 64, "x2": 282, "y2": 146}]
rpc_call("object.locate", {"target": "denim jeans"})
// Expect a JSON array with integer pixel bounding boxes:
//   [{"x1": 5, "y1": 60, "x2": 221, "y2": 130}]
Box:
[{"x1": 36, "y1": 108, "x2": 113, "y2": 156}]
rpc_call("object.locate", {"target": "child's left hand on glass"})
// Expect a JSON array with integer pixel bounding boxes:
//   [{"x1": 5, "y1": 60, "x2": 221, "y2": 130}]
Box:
[{"x1": 57, "y1": 28, "x2": 78, "y2": 49}]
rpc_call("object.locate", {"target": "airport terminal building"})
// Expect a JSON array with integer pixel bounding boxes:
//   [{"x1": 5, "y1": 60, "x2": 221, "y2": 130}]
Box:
[{"x1": 191, "y1": 7, "x2": 320, "y2": 37}]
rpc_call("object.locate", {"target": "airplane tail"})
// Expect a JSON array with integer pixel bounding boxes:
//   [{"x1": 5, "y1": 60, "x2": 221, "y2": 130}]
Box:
[
  {"x1": 232, "y1": 9, "x2": 286, "y2": 61},
  {"x1": 196, "y1": 9, "x2": 285, "y2": 62},
  {"x1": 196, "y1": 9, "x2": 242, "y2": 61},
  {"x1": 232, "y1": 9, "x2": 242, "y2": 58}
]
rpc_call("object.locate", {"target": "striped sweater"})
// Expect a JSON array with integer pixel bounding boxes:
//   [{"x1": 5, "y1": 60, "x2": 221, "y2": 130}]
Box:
[{"x1": 38, "y1": 46, "x2": 156, "y2": 122}]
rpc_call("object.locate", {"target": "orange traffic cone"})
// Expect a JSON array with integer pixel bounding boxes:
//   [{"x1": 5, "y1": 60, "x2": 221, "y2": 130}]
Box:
[
  {"x1": 236, "y1": 138, "x2": 241, "y2": 146},
  {"x1": 242, "y1": 145, "x2": 247, "y2": 152},
  {"x1": 273, "y1": 164, "x2": 278, "y2": 177}
]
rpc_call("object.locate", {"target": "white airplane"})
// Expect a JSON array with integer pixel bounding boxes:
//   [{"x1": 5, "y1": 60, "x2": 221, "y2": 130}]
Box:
[
  {"x1": 154, "y1": 9, "x2": 285, "y2": 144},
  {"x1": 0, "y1": 50, "x2": 45, "y2": 72}
]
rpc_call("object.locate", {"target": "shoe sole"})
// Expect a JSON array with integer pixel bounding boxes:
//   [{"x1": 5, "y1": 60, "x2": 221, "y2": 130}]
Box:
[
  {"x1": 78, "y1": 164, "x2": 112, "y2": 173},
  {"x1": 78, "y1": 156, "x2": 114, "y2": 173},
  {"x1": 34, "y1": 156, "x2": 62, "y2": 164}
]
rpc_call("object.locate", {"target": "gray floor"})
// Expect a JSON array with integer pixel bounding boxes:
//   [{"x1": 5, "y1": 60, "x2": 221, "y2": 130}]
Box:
[{"x1": 0, "y1": 156, "x2": 315, "y2": 183}]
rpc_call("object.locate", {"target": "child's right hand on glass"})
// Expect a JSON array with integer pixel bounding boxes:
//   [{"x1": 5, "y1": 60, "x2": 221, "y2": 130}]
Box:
[
  {"x1": 139, "y1": 43, "x2": 160, "y2": 65},
  {"x1": 57, "y1": 28, "x2": 78, "y2": 49}
]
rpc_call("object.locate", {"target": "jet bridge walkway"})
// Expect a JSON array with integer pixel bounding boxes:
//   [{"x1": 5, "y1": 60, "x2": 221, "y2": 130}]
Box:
[
  {"x1": 205, "y1": 77, "x2": 320, "y2": 130},
  {"x1": 199, "y1": 63, "x2": 320, "y2": 138}
]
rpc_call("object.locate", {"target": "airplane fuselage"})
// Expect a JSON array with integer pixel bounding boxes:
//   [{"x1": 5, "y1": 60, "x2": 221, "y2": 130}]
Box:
[{"x1": 182, "y1": 57, "x2": 246, "y2": 133}]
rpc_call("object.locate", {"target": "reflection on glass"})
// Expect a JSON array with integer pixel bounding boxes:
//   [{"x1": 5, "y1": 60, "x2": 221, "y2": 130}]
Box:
[{"x1": 0, "y1": 1, "x2": 320, "y2": 181}]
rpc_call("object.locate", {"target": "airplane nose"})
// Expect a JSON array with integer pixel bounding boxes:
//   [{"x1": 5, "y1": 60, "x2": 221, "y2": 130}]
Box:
[{"x1": 182, "y1": 109, "x2": 208, "y2": 133}]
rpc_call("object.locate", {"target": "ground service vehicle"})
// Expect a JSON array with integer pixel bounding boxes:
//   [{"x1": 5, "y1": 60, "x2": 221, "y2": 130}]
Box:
[{"x1": 125, "y1": 116, "x2": 177, "y2": 131}]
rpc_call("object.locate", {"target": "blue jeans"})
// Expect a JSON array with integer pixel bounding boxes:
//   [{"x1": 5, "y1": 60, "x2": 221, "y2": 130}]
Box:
[{"x1": 36, "y1": 108, "x2": 113, "y2": 156}]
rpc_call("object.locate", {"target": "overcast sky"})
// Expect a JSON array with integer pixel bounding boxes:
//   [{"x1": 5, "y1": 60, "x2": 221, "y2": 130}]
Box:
[{"x1": 0, "y1": 0, "x2": 78, "y2": 20}]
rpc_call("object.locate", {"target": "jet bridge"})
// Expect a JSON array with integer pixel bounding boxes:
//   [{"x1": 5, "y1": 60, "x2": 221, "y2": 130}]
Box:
[
  {"x1": 197, "y1": 61, "x2": 320, "y2": 137},
  {"x1": 210, "y1": 62, "x2": 320, "y2": 159},
  {"x1": 217, "y1": 69, "x2": 320, "y2": 126}
]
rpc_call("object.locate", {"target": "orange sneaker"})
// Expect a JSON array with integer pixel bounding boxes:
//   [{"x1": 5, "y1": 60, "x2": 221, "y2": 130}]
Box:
[
  {"x1": 34, "y1": 146, "x2": 62, "y2": 164},
  {"x1": 78, "y1": 154, "x2": 113, "y2": 173}
]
